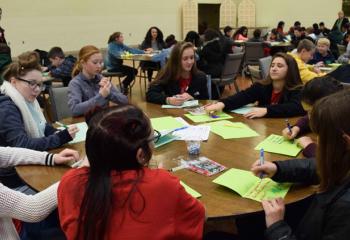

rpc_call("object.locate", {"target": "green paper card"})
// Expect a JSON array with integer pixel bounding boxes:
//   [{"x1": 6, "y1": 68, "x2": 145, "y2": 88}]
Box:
[
  {"x1": 184, "y1": 112, "x2": 233, "y2": 123},
  {"x1": 213, "y1": 168, "x2": 291, "y2": 202},
  {"x1": 180, "y1": 181, "x2": 202, "y2": 198},
  {"x1": 63, "y1": 122, "x2": 88, "y2": 144},
  {"x1": 255, "y1": 134, "x2": 302, "y2": 157},
  {"x1": 204, "y1": 120, "x2": 259, "y2": 139},
  {"x1": 150, "y1": 116, "x2": 185, "y2": 131}
]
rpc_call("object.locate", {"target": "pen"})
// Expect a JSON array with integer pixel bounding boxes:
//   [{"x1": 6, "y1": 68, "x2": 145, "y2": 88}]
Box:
[
  {"x1": 55, "y1": 121, "x2": 68, "y2": 129},
  {"x1": 285, "y1": 119, "x2": 292, "y2": 135},
  {"x1": 172, "y1": 126, "x2": 189, "y2": 132},
  {"x1": 259, "y1": 148, "x2": 264, "y2": 179}
]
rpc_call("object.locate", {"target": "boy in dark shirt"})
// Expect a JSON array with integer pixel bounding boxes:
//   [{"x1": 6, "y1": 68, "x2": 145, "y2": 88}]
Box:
[{"x1": 47, "y1": 47, "x2": 76, "y2": 86}]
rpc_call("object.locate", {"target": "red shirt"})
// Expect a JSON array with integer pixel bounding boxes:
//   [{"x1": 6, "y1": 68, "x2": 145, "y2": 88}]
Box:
[
  {"x1": 270, "y1": 91, "x2": 282, "y2": 105},
  {"x1": 178, "y1": 75, "x2": 192, "y2": 94},
  {"x1": 58, "y1": 167, "x2": 205, "y2": 240}
]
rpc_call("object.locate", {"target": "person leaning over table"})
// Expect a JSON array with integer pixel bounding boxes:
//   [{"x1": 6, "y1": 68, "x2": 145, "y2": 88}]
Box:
[
  {"x1": 205, "y1": 52, "x2": 305, "y2": 119},
  {"x1": 251, "y1": 89, "x2": 350, "y2": 240},
  {"x1": 68, "y1": 45, "x2": 128, "y2": 117},
  {"x1": 57, "y1": 104, "x2": 205, "y2": 240},
  {"x1": 0, "y1": 146, "x2": 79, "y2": 240},
  {"x1": 146, "y1": 42, "x2": 208, "y2": 106},
  {"x1": 281, "y1": 76, "x2": 344, "y2": 158}
]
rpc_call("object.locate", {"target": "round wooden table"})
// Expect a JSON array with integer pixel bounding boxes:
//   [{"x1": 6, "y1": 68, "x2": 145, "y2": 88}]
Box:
[{"x1": 16, "y1": 102, "x2": 314, "y2": 219}]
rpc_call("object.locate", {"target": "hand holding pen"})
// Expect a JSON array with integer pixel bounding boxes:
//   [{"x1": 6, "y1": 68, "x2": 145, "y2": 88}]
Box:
[
  {"x1": 251, "y1": 152, "x2": 277, "y2": 179},
  {"x1": 56, "y1": 122, "x2": 79, "y2": 139},
  {"x1": 282, "y1": 119, "x2": 300, "y2": 140}
]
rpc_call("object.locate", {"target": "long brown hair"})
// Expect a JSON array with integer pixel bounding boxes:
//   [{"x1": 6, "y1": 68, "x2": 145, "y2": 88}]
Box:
[
  {"x1": 2, "y1": 51, "x2": 41, "y2": 82},
  {"x1": 264, "y1": 52, "x2": 303, "y2": 90},
  {"x1": 108, "y1": 32, "x2": 122, "y2": 44},
  {"x1": 71, "y1": 45, "x2": 100, "y2": 77},
  {"x1": 151, "y1": 42, "x2": 198, "y2": 85},
  {"x1": 310, "y1": 89, "x2": 350, "y2": 192}
]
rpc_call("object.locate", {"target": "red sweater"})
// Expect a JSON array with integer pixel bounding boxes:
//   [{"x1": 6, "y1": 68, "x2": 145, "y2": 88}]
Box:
[{"x1": 58, "y1": 167, "x2": 205, "y2": 240}]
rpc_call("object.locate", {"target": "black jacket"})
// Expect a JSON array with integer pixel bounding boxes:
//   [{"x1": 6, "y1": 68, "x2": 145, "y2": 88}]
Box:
[
  {"x1": 146, "y1": 71, "x2": 208, "y2": 104},
  {"x1": 266, "y1": 158, "x2": 350, "y2": 240},
  {"x1": 220, "y1": 83, "x2": 305, "y2": 118},
  {"x1": 197, "y1": 38, "x2": 225, "y2": 78}
]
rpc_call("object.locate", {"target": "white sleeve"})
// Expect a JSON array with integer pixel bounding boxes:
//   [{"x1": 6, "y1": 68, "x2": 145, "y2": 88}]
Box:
[
  {"x1": 0, "y1": 182, "x2": 58, "y2": 222},
  {"x1": 0, "y1": 146, "x2": 54, "y2": 168}
]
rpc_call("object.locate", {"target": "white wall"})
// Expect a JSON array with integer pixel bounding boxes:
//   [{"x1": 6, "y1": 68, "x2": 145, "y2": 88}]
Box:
[{"x1": 0, "y1": 0, "x2": 342, "y2": 56}]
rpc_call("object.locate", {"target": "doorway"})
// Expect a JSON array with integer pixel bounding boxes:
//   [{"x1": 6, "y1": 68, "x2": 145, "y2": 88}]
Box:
[{"x1": 198, "y1": 4, "x2": 221, "y2": 34}]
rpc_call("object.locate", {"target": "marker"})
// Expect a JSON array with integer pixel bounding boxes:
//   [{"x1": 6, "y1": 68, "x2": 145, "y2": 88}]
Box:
[
  {"x1": 285, "y1": 119, "x2": 292, "y2": 135},
  {"x1": 259, "y1": 148, "x2": 264, "y2": 179},
  {"x1": 55, "y1": 121, "x2": 68, "y2": 129}
]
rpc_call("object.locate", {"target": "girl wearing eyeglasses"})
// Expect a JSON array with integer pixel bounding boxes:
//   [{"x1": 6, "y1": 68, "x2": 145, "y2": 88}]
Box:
[{"x1": 0, "y1": 51, "x2": 78, "y2": 189}]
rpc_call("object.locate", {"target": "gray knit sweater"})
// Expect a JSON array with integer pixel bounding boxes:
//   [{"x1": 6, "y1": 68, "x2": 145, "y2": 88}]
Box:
[{"x1": 0, "y1": 147, "x2": 58, "y2": 239}]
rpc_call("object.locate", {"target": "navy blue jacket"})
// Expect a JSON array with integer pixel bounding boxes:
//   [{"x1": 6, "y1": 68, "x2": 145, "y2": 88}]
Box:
[{"x1": 0, "y1": 94, "x2": 72, "y2": 151}]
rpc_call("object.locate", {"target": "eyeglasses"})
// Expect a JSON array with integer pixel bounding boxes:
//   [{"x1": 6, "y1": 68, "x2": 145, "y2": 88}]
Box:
[
  {"x1": 17, "y1": 77, "x2": 46, "y2": 91},
  {"x1": 150, "y1": 129, "x2": 161, "y2": 144}
]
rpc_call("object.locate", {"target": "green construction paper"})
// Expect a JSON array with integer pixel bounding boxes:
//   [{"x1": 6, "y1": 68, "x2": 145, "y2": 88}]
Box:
[
  {"x1": 180, "y1": 181, "x2": 202, "y2": 198},
  {"x1": 150, "y1": 116, "x2": 185, "y2": 131},
  {"x1": 204, "y1": 120, "x2": 259, "y2": 139},
  {"x1": 255, "y1": 134, "x2": 302, "y2": 157},
  {"x1": 68, "y1": 122, "x2": 88, "y2": 144},
  {"x1": 184, "y1": 112, "x2": 233, "y2": 123},
  {"x1": 213, "y1": 168, "x2": 291, "y2": 202}
]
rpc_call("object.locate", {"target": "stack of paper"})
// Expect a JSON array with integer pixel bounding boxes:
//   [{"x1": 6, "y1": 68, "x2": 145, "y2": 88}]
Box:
[
  {"x1": 184, "y1": 112, "x2": 233, "y2": 123},
  {"x1": 161, "y1": 100, "x2": 199, "y2": 109},
  {"x1": 255, "y1": 134, "x2": 302, "y2": 157},
  {"x1": 204, "y1": 120, "x2": 259, "y2": 139},
  {"x1": 172, "y1": 126, "x2": 210, "y2": 141},
  {"x1": 213, "y1": 168, "x2": 291, "y2": 202}
]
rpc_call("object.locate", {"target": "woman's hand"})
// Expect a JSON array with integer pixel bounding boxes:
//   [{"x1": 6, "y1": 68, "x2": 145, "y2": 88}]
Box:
[
  {"x1": 99, "y1": 79, "x2": 112, "y2": 98},
  {"x1": 244, "y1": 107, "x2": 267, "y2": 119},
  {"x1": 67, "y1": 125, "x2": 79, "y2": 139},
  {"x1": 282, "y1": 126, "x2": 300, "y2": 140},
  {"x1": 204, "y1": 102, "x2": 225, "y2": 114},
  {"x1": 53, "y1": 148, "x2": 80, "y2": 165},
  {"x1": 176, "y1": 92, "x2": 193, "y2": 101},
  {"x1": 262, "y1": 198, "x2": 285, "y2": 228},
  {"x1": 296, "y1": 136, "x2": 314, "y2": 149},
  {"x1": 251, "y1": 160, "x2": 277, "y2": 179},
  {"x1": 166, "y1": 96, "x2": 186, "y2": 106}
]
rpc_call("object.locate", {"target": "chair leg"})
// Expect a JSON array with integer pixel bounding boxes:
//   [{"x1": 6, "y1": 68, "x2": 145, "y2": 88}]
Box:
[{"x1": 216, "y1": 85, "x2": 221, "y2": 98}]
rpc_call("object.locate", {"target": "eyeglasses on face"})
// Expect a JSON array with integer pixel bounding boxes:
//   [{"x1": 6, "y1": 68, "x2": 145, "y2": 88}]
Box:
[{"x1": 17, "y1": 77, "x2": 46, "y2": 91}]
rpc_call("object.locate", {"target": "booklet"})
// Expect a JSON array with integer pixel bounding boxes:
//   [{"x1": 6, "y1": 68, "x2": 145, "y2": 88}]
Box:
[
  {"x1": 186, "y1": 156, "x2": 226, "y2": 176},
  {"x1": 213, "y1": 168, "x2": 291, "y2": 202}
]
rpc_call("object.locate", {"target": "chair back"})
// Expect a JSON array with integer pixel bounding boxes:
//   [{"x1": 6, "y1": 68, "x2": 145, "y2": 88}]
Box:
[
  {"x1": 221, "y1": 52, "x2": 244, "y2": 80},
  {"x1": 248, "y1": 65, "x2": 262, "y2": 82},
  {"x1": 337, "y1": 44, "x2": 346, "y2": 56},
  {"x1": 259, "y1": 56, "x2": 272, "y2": 79},
  {"x1": 244, "y1": 42, "x2": 265, "y2": 66},
  {"x1": 49, "y1": 87, "x2": 72, "y2": 122}
]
